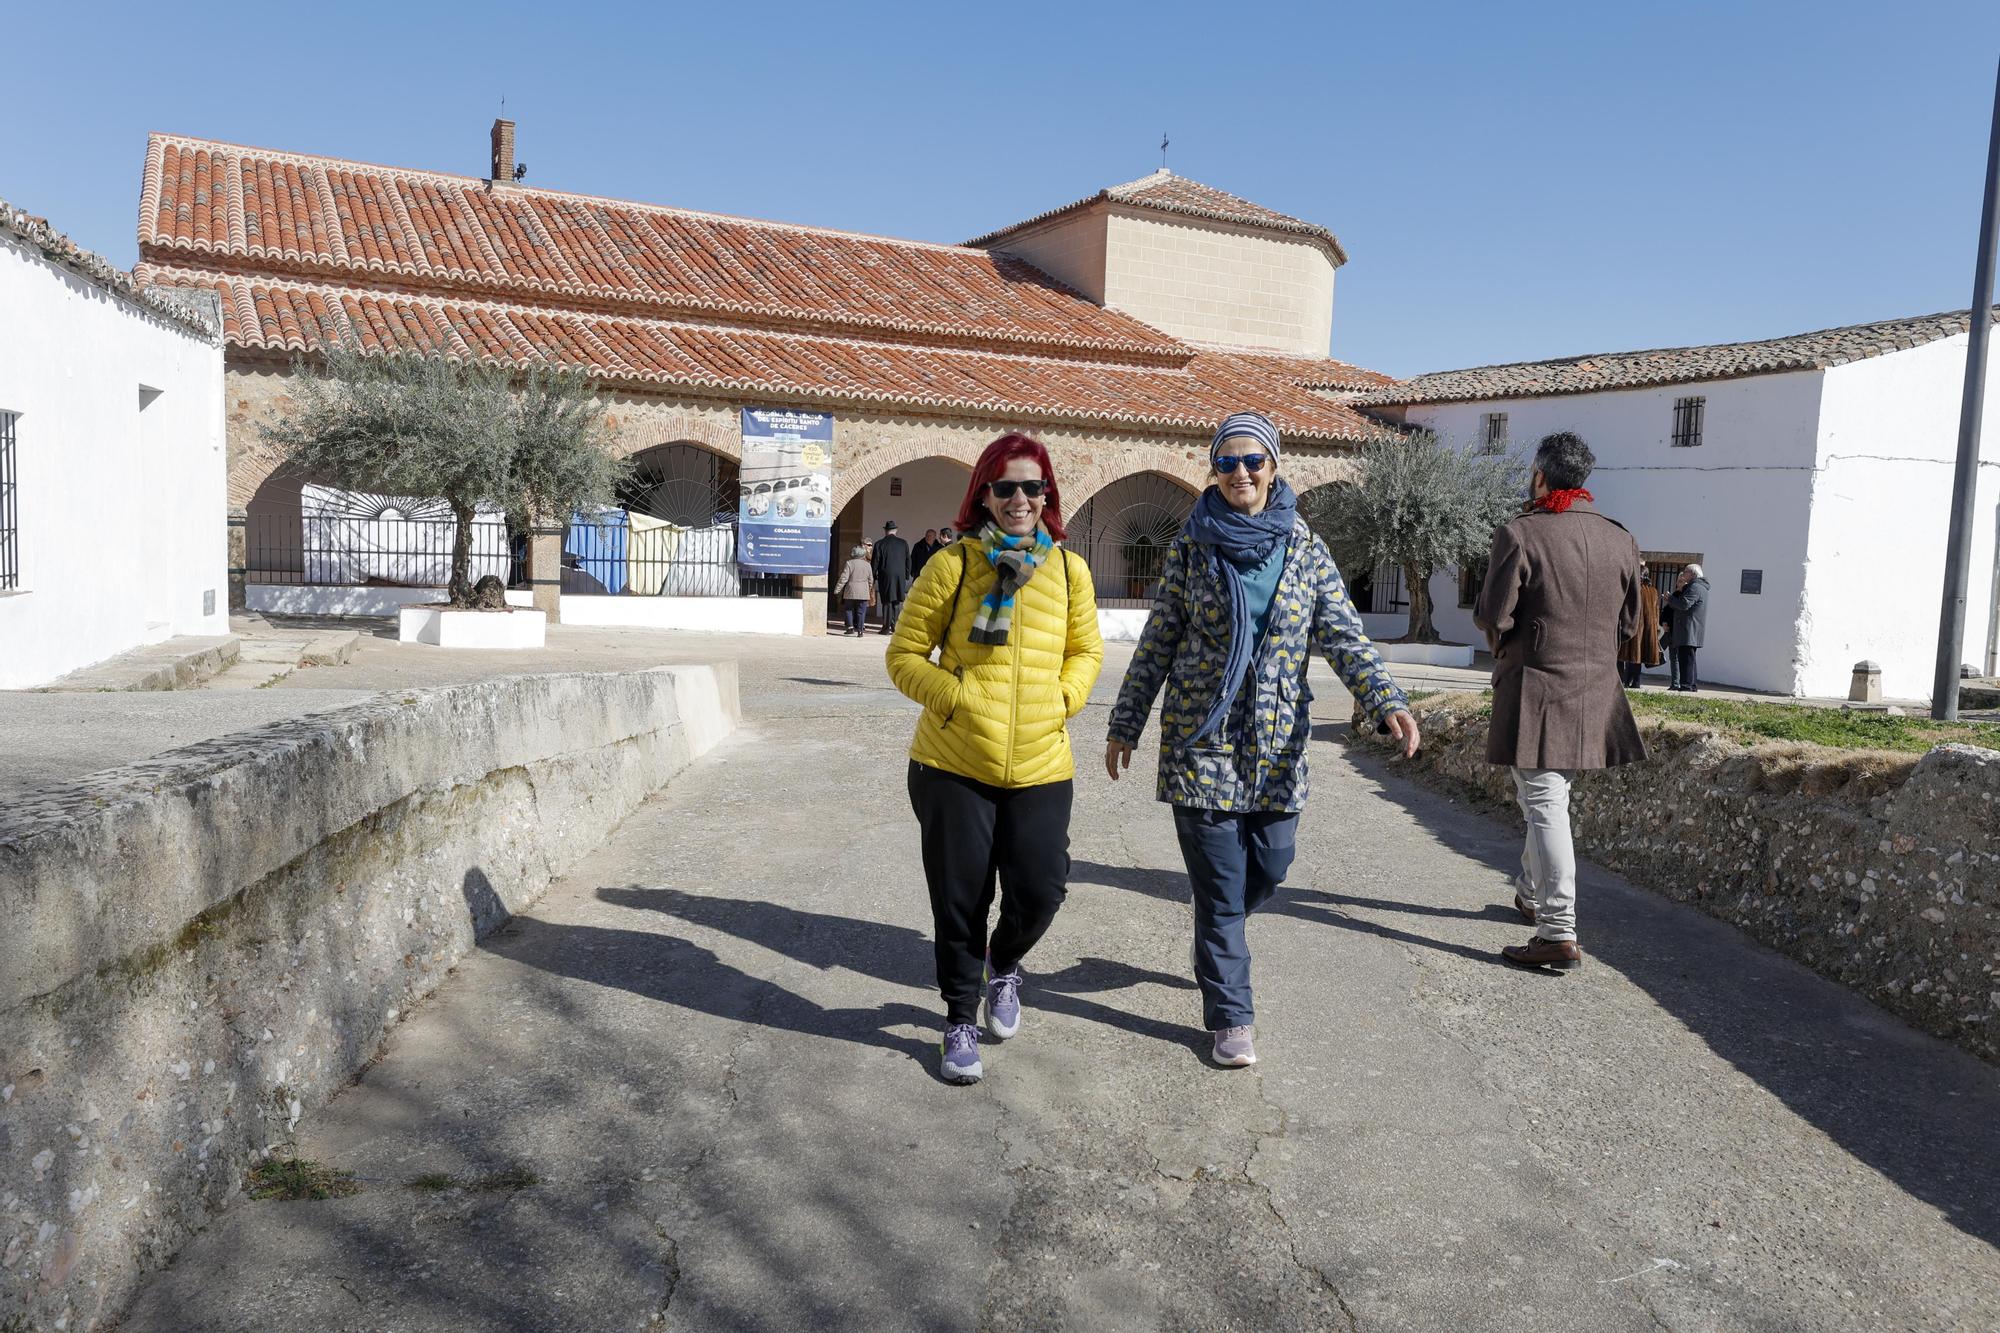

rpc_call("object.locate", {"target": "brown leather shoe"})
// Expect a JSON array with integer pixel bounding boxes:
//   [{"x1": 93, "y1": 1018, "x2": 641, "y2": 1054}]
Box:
[
  {"x1": 1502, "y1": 936, "x2": 1583, "y2": 972},
  {"x1": 1512, "y1": 891, "x2": 1537, "y2": 925}
]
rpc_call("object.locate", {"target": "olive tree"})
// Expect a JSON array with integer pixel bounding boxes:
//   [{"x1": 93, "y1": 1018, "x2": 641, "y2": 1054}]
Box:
[
  {"x1": 263, "y1": 342, "x2": 623, "y2": 605},
  {"x1": 1302, "y1": 430, "x2": 1527, "y2": 643}
]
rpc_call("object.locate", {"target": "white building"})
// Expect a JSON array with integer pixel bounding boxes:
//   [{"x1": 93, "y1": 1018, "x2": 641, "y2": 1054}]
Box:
[
  {"x1": 0, "y1": 202, "x2": 228, "y2": 689},
  {"x1": 1358, "y1": 311, "x2": 2000, "y2": 699}
]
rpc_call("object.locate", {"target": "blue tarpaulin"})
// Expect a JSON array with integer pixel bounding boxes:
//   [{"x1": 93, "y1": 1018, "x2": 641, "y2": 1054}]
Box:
[{"x1": 566, "y1": 510, "x2": 628, "y2": 594}]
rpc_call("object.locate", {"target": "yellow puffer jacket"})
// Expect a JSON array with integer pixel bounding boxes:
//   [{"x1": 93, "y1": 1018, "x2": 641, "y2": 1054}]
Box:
[{"x1": 886, "y1": 538, "x2": 1104, "y2": 788}]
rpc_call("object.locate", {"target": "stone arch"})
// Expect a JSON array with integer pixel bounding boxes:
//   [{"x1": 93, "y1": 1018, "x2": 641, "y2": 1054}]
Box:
[
  {"x1": 1067, "y1": 470, "x2": 1202, "y2": 608},
  {"x1": 831, "y1": 429, "x2": 988, "y2": 513},
  {"x1": 1060, "y1": 446, "x2": 1212, "y2": 513}
]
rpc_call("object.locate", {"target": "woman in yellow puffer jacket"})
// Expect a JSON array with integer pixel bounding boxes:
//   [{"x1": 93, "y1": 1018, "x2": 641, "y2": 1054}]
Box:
[{"x1": 886, "y1": 433, "x2": 1103, "y2": 1085}]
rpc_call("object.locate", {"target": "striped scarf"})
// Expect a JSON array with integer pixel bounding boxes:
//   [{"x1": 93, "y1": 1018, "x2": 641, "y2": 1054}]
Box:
[{"x1": 968, "y1": 523, "x2": 1052, "y2": 646}]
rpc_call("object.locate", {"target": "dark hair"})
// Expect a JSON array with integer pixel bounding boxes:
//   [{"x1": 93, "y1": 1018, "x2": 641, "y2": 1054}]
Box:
[
  {"x1": 955, "y1": 433, "x2": 1066, "y2": 540},
  {"x1": 1534, "y1": 432, "x2": 1595, "y2": 491}
]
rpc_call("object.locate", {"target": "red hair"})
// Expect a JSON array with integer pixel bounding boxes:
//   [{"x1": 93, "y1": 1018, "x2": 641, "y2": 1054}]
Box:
[{"x1": 954, "y1": 433, "x2": 1066, "y2": 541}]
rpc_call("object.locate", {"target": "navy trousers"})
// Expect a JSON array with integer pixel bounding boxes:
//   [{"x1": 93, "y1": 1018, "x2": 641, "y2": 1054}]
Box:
[{"x1": 1173, "y1": 806, "x2": 1299, "y2": 1030}]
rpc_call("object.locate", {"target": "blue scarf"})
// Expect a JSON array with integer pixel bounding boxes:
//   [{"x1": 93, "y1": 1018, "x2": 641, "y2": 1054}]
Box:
[
  {"x1": 1185, "y1": 479, "x2": 1298, "y2": 740},
  {"x1": 968, "y1": 523, "x2": 1053, "y2": 646}
]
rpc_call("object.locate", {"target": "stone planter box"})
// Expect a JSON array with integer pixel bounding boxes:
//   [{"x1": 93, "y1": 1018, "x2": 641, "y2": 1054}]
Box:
[
  {"x1": 397, "y1": 605, "x2": 547, "y2": 649},
  {"x1": 1375, "y1": 640, "x2": 1476, "y2": 668}
]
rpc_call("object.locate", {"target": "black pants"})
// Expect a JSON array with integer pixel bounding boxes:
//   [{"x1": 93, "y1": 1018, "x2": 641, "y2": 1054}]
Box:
[
  {"x1": 842, "y1": 600, "x2": 866, "y2": 633},
  {"x1": 1619, "y1": 661, "x2": 1642, "y2": 688},
  {"x1": 879, "y1": 598, "x2": 904, "y2": 633},
  {"x1": 1671, "y1": 645, "x2": 1699, "y2": 691},
  {"x1": 908, "y1": 761, "x2": 1072, "y2": 1025}
]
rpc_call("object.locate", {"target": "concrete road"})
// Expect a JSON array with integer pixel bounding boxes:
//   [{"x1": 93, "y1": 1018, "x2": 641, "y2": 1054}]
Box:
[{"x1": 119, "y1": 637, "x2": 2000, "y2": 1332}]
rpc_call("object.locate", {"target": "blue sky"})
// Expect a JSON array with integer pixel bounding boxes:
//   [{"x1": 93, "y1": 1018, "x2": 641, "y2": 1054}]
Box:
[{"x1": 5, "y1": 1, "x2": 1998, "y2": 377}]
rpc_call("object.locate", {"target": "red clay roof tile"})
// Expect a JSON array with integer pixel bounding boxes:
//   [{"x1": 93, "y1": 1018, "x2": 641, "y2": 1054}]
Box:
[{"x1": 140, "y1": 264, "x2": 1389, "y2": 444}]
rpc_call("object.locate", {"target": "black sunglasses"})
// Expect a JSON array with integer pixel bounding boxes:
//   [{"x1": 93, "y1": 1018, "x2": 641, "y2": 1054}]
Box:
[
  {"x1": 1214, "y1": 454, "x2": 1269, "y2": 475},
  {"x1": 987, "y1": 479, "x2": 1048, "y2": 500}
]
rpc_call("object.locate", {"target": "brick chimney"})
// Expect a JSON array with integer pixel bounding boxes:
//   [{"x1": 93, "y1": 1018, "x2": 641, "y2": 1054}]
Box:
[{"x1": 490, "y1": 119, "x2": 516, "y2": 183}]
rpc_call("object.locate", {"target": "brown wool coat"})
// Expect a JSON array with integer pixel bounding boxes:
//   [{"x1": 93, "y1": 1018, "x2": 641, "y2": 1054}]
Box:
[
  {"x1": 1620, "y1": 582, "x2": 1664, "y2": 667},
  {"x1": 1474, "y1": 501, "x2": 1648, "y2": 771}
]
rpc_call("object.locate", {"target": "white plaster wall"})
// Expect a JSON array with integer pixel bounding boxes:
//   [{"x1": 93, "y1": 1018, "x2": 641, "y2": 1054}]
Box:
[
  {"x1": 0, "y1": 238, "x2": 226, "y2": 688},
  {"x1": 1102, "y1": 209, "x2": 1335, "y2": 355},
  {"x1": 1404, "y1": 371, "x2": 1825, "y2": 694},
  {"x1": 984, "y1": 210, "x2": 1109, "y2": 303},
  {"x1": 246, "y1": 586, "x2": 534, "y2": 617},
  {"x1": 1805, "y1": 334, "x2": 2000, "y2": 698},
  {"x1": 855, "y1": 456, "x2": 972, "y2": 540}
]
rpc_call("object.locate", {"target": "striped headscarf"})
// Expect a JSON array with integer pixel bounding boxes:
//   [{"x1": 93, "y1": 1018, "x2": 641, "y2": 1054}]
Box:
[
  {"x1": 1211, "y1": 411, "x2": 1281, "y2": 464},
  {"x1": 968, "y1": 522, "x2": 1054, "y2": 646}
]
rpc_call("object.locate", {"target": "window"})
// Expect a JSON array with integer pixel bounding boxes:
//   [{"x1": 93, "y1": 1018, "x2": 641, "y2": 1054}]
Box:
[
  {"x1": 1672, "y1": 395, "x2": 1705, "y2": 448},
  {"x1": 1459, "y1": 558, "x2": 1487, "y2": 608},
  {"x1": 1480, "y1": 412, "x2": 1509, "y2": 453},
  {"x1": 1641, "y1": 551, "x2": 1704, "y2": 598},
  {"x1": 0, "y1": 411, "x2": 16, "y2": 591}
]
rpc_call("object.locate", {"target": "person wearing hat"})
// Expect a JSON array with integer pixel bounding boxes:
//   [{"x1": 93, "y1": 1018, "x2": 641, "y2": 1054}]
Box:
[
  {"x1": 1105, "y1": 411, "x2": 1419, "y2": 1068},
  {"x1": 872, "y1": 519, "x2": 914, "y2": 635}
]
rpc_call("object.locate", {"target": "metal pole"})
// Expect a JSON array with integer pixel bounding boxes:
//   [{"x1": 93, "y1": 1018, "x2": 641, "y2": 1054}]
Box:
[{"x1": 1933, "y1": 57, "x2": 2000, "y2": 721}]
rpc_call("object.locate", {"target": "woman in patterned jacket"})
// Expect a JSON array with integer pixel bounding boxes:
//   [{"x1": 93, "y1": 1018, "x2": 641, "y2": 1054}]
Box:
[{"x1": 1105, "y1": 412, "x2": 1420, "y2": 1068}]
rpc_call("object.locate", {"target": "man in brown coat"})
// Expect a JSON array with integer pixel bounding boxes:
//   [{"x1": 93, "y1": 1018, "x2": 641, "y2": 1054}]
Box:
[
  {"x1": 1474, "y1": 432, "x2": 1647, "y2": 971},
  {"x1": 1618, "y1": 569, "x2": 1664, "y2": 688}
]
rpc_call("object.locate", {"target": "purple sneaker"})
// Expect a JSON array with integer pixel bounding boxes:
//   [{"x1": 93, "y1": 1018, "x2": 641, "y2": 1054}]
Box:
[
  {"x1": 1211, "y1": 1025, "x2": 1257, "y2": 1068},
  {"x1": 983, "y1": 955, "x2": 1023, "y2": 1040},
  {"x1": 940, "y1": 1024, "x2": 983, "y2": 1084}
]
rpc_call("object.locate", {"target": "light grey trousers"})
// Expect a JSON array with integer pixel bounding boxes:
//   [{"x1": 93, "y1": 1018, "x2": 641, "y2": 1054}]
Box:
[{"x1": 1511, "y1": 767, "x2": 1578, "y2": 941}]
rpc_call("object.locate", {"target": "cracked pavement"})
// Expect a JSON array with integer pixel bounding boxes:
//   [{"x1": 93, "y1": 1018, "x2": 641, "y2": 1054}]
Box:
[{"x1": 116, "y1": 635, "x2": 2000, "y2": 1331}]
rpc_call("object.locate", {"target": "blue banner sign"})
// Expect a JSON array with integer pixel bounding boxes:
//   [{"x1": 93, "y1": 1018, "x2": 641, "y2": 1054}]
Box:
[{"x1": 738, "y1": 408, "x2": 835, "y2": 575}]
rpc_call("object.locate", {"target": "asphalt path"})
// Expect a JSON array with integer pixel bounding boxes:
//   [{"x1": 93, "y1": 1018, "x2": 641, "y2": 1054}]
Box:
[{"x1": 119, "y1": 635, "x2": 2000, "y2": 1332}]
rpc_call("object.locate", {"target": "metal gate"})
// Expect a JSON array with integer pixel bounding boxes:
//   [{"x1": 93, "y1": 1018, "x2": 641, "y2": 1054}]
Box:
[{"x1": 1067, "y1": 474, "x2": 1196, "y2": 608}]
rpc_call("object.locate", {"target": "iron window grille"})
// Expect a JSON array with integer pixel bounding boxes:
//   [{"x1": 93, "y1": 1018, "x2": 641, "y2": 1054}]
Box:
[
  {"x1": 1672, "y1": 396, "x2": 1706, "y2": 448},
  {"x1": 1459, "y1": 558, "x2": 1487, "y2": 609},
  {"x1": 1480, "y1": 412, "x2": 1509, "y2": 454},
  {"x1": 0, "y1": 411, "x2": 16, "y2": 591}
]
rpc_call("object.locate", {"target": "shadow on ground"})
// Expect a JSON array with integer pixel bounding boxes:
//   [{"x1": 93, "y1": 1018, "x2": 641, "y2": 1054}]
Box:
[{"x1": 1084, "y1": 746, "x2": 2000, "y2": 1254}]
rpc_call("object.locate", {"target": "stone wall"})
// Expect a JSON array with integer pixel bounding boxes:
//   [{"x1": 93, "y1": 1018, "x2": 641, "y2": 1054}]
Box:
[
  {"x1": 1348, "y1": 694, "x2": 2000, "y2": 1064},
  {"x1": 0, "y1": 665, "x2": 739, "y2": 1331}
]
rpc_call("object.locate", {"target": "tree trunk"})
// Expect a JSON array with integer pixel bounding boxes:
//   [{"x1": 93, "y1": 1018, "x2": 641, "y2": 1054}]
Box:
[
  {"x1": 1404, "y1": 562, "x2": 1438, "y2": 643},
  {"x1": 448, "y1": 502, "x2": 476, "y2": 607}
]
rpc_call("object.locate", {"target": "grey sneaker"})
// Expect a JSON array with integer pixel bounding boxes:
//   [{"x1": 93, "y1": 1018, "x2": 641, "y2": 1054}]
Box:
[
  {"x1": 1211, "y1": 1025, "x2": 1257, "y2": 1067},
  {"x1": 983, "y1": 955, "x2": 1022, "y2": 1040},
  {"x1": 941, "y1": 1024, "x2": 983, "y2": 1084}
]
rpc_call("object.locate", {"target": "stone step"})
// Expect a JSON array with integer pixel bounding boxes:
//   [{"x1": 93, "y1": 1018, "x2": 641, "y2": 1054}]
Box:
[
  {"x1": 198, "y1": 627, "x2": 361, "y2": 691},
  {"x1": 36, "y1": 635, "x2": 241, "y2": 692}
]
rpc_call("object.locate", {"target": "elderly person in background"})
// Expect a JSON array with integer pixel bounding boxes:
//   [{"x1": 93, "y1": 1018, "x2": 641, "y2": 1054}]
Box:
[
  {"x1": 1619, "y1": 564, "x2": 1664, "y2": 688},
  {"x1": 1475, "y1": 432, "x2": 1647, "y2": 971},
  {"x1": 1664, "y1": 564, "x2": 1710, "y2": 692},
  {"x1": 833, "y1": 545, "x2": 875, "y2": 637},
  {"x1": 873, "y1": 520, "x2": 914, "y2": 635}
]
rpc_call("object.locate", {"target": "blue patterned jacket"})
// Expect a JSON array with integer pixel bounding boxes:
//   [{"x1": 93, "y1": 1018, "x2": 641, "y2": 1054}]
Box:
[{"x1": 1107, "y1": 521, "x2": 1409, "y2": 813}]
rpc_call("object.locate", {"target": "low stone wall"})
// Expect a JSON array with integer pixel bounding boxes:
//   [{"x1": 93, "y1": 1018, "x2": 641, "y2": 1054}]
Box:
[
  {"x1": 0, "y1": 665, "x2": 738, "y2": 1332},
  {"x1": 1349, "y1": 694, "x2": 2000, "y2": 1065}
]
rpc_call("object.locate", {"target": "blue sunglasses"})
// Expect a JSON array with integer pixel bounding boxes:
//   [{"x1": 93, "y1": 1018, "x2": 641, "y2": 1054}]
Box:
[{"x1": 1214, "y1": 453, "x2": 1270, "y2": 474}]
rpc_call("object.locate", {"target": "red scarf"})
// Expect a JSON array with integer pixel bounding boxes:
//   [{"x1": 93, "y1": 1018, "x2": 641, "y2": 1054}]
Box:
[{"x1": 1533, "y1": 487, "x2": 1593, "y2": 514}]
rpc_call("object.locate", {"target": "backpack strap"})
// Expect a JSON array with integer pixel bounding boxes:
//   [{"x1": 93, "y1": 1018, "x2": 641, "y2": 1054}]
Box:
[{"x1": 934, "y1": 545, "x2": 970, "y2": 658}]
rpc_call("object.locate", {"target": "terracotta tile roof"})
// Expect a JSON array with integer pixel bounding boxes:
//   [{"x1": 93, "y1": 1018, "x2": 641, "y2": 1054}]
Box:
[
  {"x1": 1203, "y1": 348, "x2": 1395, "y2": 393},
  {"x1": 3, "y1": 197, "x2": 219, "y2": 340},
  {"x1": 138, "y1": 133, "x2": 1185, "y2": 363},
  {"x1": 138, "y1": 265, "x2": 1392, "y2": 444},
  {"x1": 967, "y1": 170, "x2": 1348, "y2": 266},
  {"x1": 1359, "y1": 309, "x2": 2000, "y2": 407}
]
